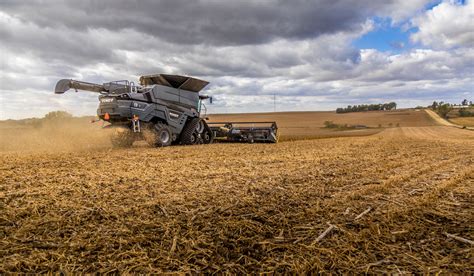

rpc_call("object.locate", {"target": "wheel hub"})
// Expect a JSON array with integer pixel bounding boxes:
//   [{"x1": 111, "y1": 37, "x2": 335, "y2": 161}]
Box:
[{"x1": 160, "y1": 131, "x2": 170, "y2": 143}]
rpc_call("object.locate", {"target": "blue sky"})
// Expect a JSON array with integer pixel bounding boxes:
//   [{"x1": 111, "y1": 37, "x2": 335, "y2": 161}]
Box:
[
  {"x1": 353, "y1": 18, "x2": 415, "y2": 53},
  {"x1": 353, "y1": 0, "x2": 467, "y2": 53}
]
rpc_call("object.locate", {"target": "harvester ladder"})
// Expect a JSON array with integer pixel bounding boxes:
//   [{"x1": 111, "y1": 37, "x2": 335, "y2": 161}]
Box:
[{"x1": 132, "y1": 115, "x2": 140, "y2": 132}]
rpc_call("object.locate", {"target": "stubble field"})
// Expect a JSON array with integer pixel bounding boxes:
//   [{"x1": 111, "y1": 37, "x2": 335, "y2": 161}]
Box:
[
  {"x1": 209, "y1": 109, "x2": 436, "y2": 140},
  {"x1": 450, "y1": 117, "x2": 474, "y2": 127},
  {"x1": 0, "y1": 110, "x2": 473, "y2": 273}
]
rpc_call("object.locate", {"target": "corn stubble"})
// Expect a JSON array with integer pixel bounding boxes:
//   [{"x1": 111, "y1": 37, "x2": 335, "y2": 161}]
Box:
[{"x1": 0, "y1": 120, "x2": 473, "y2": 273}]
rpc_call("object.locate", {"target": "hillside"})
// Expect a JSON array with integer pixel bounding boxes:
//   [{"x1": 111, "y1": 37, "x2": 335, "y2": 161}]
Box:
[
  {"x1": 208, "y1": 109, "x2": 437, "y2": 140},
  {"x1": 0, "y1": 109, "x2": 437, "y2": 152}
]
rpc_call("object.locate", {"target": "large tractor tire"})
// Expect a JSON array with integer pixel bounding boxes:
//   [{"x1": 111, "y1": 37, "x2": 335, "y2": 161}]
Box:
[
  {"x1": 143, "y1": 122, "x2": 172, "y2": 147},
  {"x1": 180, "y1": 118, "x2": 200, "y2": 145},
  {"x1": 192, "y1": 119, "x2": 213, "y2": 144},
  {"x1": 110, "y1": 127, "x2": 135, "y2": 148},
  {"x1": 201, "y1": 121, "x2": 214, "y2": 144}
]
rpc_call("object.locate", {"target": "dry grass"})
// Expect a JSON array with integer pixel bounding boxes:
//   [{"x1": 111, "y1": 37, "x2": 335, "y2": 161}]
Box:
[
  {"x1": 449, "y1": 117, "x2": 474, "y2": 127},
  {"x1": 0, "y1": 111, "x2": 473, "y2": 273}
]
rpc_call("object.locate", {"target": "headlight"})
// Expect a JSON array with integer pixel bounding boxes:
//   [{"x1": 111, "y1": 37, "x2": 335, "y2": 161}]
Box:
[{"x1": 132, "y1": 102, "x2": 145, "y2": 108}]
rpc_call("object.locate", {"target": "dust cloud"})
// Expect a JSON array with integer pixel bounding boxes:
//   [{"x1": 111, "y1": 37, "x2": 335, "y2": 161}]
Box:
[{"x1": 0, "y1": 117, "x2": 112, "y2": 153}]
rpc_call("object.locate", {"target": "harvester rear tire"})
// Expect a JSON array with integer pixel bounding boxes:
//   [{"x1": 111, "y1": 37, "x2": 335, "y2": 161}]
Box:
[
  {"x1": 180, "y1": 118, "x2": 200, "y2": 145},
  {"x1": 143, "y1": 122, "x2": 172, "y2": 147},
  {"x1": 110, "y1": 127, "x2": 134, "y2": 148}
]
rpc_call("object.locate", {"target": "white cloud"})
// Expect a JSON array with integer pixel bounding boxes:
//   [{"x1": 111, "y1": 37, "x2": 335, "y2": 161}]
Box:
[
  {"x1": 411, "y1": 0, "x2": 474, "y2": 48},
  {"x1": 384, "y1": 0, "x2": 433, "y2": 23},
  {"x1": 0, "y1": 1, "x2": 472, "y2": 119}
]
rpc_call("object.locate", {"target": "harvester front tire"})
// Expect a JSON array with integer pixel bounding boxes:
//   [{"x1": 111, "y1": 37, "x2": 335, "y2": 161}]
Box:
[
  {"x1": 143, "y1": 122, "x2": 172, "y2": 147},
  {"x1": 202, "y1": 122, "x2": 214, "y2": 144},
  {"x1": 111, "y1": 127, "x2": 134, "y2": 148}
]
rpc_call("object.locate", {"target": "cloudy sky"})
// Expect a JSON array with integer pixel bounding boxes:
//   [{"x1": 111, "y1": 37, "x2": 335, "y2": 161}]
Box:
[{"x1": 0, "y1": 0, "x2": 473, "y2": 119}]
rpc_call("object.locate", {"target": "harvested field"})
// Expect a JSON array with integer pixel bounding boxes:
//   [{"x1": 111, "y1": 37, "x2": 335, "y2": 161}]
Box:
[
  {"x1": 1, "y1": 111, "x2": 473, "y2": 273},
  {"x1": 209, "y1": 109, "x2": 437, "y2": 140},
  {"x1": 0, "y1": 110, "x2": 433, "y2": 152},
  {"x1": 450, "y1": 117, "x2": 474, "y2": 127},
  {"x1": 425, "y1": 109, "x2": 474, "y2": 130}
]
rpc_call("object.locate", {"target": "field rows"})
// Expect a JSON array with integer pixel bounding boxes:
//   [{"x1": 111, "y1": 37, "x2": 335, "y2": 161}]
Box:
[{"x1": 1, "y1": 125, "x2": 473, "y2": 273}]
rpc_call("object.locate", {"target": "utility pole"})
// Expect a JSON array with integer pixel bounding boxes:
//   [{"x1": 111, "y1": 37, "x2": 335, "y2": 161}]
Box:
[{"x1": 273, "y1": 94, "x2": 276, "y2": 113}]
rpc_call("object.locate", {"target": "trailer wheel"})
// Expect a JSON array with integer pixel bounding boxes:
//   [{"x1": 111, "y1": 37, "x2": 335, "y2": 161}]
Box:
[
  {"x1": 180, "y1": 118, "x2": 200, "y2": 145},
  {"x1": 110, "y1": 127, "x2": 134, "y2": 148},
  {"x1": 143, "y1": 122, "x2": 172, "y2": 147}
]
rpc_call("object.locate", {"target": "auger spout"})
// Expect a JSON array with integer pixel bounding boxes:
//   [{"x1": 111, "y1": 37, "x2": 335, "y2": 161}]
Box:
[{"x1": 55, "y1": 79, "x2": 107, "y2": 94}]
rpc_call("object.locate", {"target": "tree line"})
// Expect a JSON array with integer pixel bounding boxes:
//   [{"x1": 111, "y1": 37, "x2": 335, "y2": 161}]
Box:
[
  {"x1": 336, "y1": 102, "x2": 397, "y2": 113},
  {"x1": 431, "y1": 99, "x2": 473, "y2": 118}
]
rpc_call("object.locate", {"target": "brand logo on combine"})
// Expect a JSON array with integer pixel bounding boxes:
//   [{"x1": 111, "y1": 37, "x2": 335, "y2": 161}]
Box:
[{"x1": 100, "y1": 98, "x2": 114, "y2": 103}]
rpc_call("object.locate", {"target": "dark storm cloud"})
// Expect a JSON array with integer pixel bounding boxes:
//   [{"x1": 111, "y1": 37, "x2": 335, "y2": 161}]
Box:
[
  {"x1": 2, "y1": 0, "x2": 393, "y2": 46},
  {"x1": 2, "y1": 0, "x2": 472, "y2": 120},
  {"x1": 0, "y1": 0, "x2": 417, "y2": 79},
  {"x1": 0, "y1": 24, "x2": 119, "y2": 66}
]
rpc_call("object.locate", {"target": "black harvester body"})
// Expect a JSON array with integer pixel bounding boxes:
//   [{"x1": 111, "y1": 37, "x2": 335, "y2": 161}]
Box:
[
  {"x1": 54, "y1": 73, "x2": 279, "y2": 147},
  {"x1": 208, "y1": 122, "x2": 278, "y2": 143}
]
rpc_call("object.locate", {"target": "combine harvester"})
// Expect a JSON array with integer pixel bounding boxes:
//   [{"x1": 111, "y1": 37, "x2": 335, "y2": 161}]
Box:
[{"x1": 54, "y1": 74, "x2": 278, "y2": 147}]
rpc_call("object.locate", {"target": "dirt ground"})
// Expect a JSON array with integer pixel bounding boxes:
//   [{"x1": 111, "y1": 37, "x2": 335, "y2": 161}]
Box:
[
  {"x1": 0, "y1": 110, "x2": 473, "y2": 273},
  {"x1": 425, "y1": 108, "x2": 474, "y2": 129}
]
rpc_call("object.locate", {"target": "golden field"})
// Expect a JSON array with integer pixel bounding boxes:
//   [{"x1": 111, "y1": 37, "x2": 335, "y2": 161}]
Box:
[
  {"x1": 209, "y1": 109, "x2": 437, "y2": 140},
  {"x1": 449, "y1": 117, "x2": 474, "y2": 127},
  {"x1": 0, "y1": 110, "x2": 473, "y2": 273}
]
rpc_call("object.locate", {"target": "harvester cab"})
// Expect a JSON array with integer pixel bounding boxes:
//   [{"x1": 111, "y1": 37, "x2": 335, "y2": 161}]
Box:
[{"x1": 54, "y1": 74, "x2": 278, "y2": 147}]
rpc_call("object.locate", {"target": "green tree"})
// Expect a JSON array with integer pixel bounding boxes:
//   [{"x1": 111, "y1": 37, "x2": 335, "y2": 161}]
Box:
[
  {"x1": 324, "y1": 121, "x2": 337, "y2": 128},
  {"x1": 459, "y1": 108, "x2": 473, "y2": 117},
  {"x1": 388, "y1": 102, "x2": 397, "y2": 110},
  {"x1": 437, "y1": 104, "x2": 452, "y2": 118}
]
